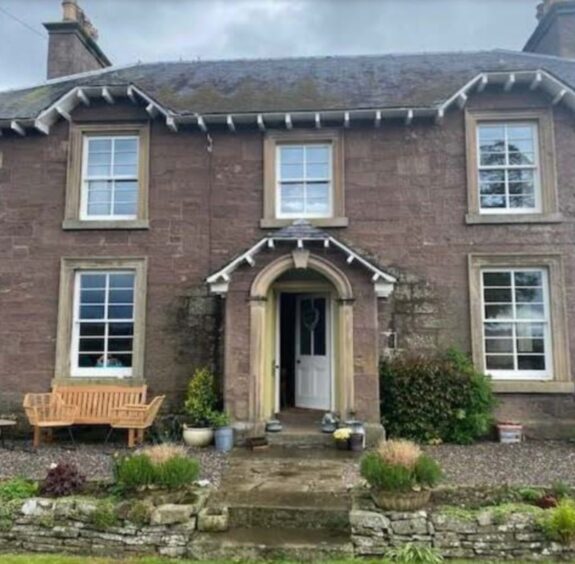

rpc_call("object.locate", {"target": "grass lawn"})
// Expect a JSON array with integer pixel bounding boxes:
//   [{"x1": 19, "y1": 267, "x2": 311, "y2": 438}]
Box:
[{"x1": 0, "y1": 556, "x2": 566, "y2": 564}]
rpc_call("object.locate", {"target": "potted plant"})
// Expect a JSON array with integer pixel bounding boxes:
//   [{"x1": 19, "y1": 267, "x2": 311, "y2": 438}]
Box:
[
  {"x1": 212, "y1": 411, "x2": 234, "y2": 453},
  {"x1": 496, "y1": 420, "x2": 523, "y2": 443},
  {"x1": 333, "y1": 427, "x2": 352, "y2": 450},
  {"x1": 183, "y1": 367, "x2": 217, "y2": 447},
  {"x1": 360, "y1": 439, "x2": 442, "y2": 511}
]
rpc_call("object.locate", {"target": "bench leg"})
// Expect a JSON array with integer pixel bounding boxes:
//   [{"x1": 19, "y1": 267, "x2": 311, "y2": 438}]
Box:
[
  {"x1": 33, "y1": 426, "x2": 41, "y2": 448},
  {"x1": 137, "y1": 429, "x2": 145, "y2": 445},
  {"x1": 45, "y1": 428, "x2": 54, "y2": 443},
  {"x1": 128, "y1": 429, "x2": 135, "y2": 448}
]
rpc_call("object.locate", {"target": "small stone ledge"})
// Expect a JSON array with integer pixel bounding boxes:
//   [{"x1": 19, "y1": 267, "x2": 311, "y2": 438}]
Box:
[{"x1": 350, "y1": 493, "x2": 575, "y2": 559}]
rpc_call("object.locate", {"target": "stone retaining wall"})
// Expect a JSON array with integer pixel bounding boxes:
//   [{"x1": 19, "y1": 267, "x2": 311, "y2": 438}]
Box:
[
  {"x1": 0, "y1": 494, "x2": 227, "y2": 558},
  {"x1": 351, "y1": 495, "x2": 575, "y2": 560}
]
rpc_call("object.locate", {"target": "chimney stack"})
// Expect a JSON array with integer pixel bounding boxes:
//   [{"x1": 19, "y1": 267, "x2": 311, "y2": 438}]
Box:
[
  {"x1": 524, "y1": 0, "x2": 575, "y2": 58},
  {"x1": 43, "y1": 0, "x2": 111, "y2": 79}
]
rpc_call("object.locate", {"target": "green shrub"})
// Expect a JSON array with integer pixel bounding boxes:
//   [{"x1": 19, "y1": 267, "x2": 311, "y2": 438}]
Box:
[
  {"x1": 360, "y1": 451, "x2": 441, "y2": 492},
  {"x1": 386, "y1": 543, "x2": 444, "y2": 564},
  {"x1": 0, "y1": 478, "x2": 38, "y2": 501},
  {"x1": 380, "y1": 348, "x2": 495, "y2": 444},
  {"x1": 114, "y1": 454, "x2": 156, "y2": 490},
  {"x1": 40, "y1": 462, "x2": 85, "y2": 498},
  {"x1": 517, "y1": 487, "x2": 544, "y2": 504},
  {"x1": 90, "y1": 500, "x2": 118, "y2": 530},
  {"x1": 184, "y1": 367, "x2": 218, "y2": 427},
  {"x1": 552, "y1": 480, "x2": 570, "y2": 500},
  {"x1": 541, "y1": 500, "x2": 575, "y2": 544},
  {"x1": 155, "y1": 455, "x2": 200, "y2": 489}
]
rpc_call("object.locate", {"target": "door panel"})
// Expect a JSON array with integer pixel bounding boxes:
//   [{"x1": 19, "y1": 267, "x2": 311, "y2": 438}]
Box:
[{"x1": 295, "y1": 294, "x2": 330, "y2": 410}]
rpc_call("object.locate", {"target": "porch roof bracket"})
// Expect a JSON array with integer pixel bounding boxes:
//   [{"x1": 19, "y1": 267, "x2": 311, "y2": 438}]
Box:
[{"x1": 205, "y1": 223, "x2": 396, "y2": 298}]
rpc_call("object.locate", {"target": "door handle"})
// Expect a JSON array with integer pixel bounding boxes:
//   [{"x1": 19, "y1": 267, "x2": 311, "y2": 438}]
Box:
[{"x1": 296, "y1": 359, "x2": 301, "y2": 364}]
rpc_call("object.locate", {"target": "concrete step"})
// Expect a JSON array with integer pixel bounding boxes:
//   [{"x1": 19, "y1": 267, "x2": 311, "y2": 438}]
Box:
[
  {"x1": 265, "y1": 429, "x2": 334, "y2": 447},
  {"x1": 212, "y1": 490, "x2": 351, "y2": 532},
  {"x1": 188, "y1": 527, "x2": 353, "y2": 561}
]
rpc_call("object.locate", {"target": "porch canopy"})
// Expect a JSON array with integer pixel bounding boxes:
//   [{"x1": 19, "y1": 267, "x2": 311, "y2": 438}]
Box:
[{"x1": 206, "y1": 220, "x2": 396, "y2": 298}]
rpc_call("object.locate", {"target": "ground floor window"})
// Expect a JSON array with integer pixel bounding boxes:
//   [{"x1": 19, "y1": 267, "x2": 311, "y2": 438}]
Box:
[
  {"x1": 481, "y1": 268, "x2": 551, "y2": 379},
  {"x1": 55, "y1": 257, "x2": 147, "y2": 382},
  {"x1": 469, "y1": 254, "x2": 571, "y2": 392},
  {"x1": 72, "y1": 271, "x2": 136, "y2": 377}
]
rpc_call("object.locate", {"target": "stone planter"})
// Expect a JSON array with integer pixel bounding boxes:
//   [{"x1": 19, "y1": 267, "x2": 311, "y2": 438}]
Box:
[
  {"x1": 371, "y1": 489, "x2": 431, "y2": 511},
  {"x1": 197, "y1": 506, "x2": 229, "y2": 532},
  {"x1": 183, "y1": 425, "x2": 214, "y2": 447}
]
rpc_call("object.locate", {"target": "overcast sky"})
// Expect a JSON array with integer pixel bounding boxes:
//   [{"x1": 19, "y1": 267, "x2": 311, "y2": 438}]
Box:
[{"x1": 0, "y1": 0, "x2": 540, "y2": 91}]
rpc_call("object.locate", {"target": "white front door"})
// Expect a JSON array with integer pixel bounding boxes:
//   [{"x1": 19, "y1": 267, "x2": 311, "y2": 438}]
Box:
[{"x1": 295, "y1": 294, "x2": 331, "y2": 410}]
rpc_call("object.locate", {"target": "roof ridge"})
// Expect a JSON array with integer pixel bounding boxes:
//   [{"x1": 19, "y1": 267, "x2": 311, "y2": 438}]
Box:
[{"x1": 494, "y1": 48, "x2": 575, "y2": 63}]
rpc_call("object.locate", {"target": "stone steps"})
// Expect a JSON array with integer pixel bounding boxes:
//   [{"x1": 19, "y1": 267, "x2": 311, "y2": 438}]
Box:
[
  {"x1": 188, "y1": 527, "x2": 354, "y2": 561},
  {"x1": 265, "y1": 429, "x2": 334, "y2": 447}
]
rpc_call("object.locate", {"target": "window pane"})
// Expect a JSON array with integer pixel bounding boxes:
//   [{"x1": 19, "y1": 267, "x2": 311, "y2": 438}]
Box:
[
  {"x1": 483, "y1": 288, "x2": 512, "y2": 303},
  {"x1": 515, "y1": 287, "x2": 543, "y2": 303},
  {"x1": 485, "y1": 304, "x2": 513, "y2": 319},
  {"x1": 484, "y1": 322, "x2": 513, "y2": 337},
  {"x1": 517, "y1": 338, "x2": 545, "y2": 353},
  {"x1": 485, "y1": 339, "x2": 513, "y2": 353},
  {"x1": 480, "y1": 182, "x2": 505, "y2": 195},
  {"x1": 306, "y1": 146, "x2": 329, "y2": 163},
  {"x1": 479, "y1": 170, "x2": 505, "y2": 183},
  {"x1": 109, "y1": 289, "x2": 134, "y2": 304},
  {"x1": 514, "y1": 271, "x2": 542, "y2": 286},
  {"x1": 88, "y1": 138, "x2": 112, "y2": 153},
  {"x1": 109, "y1": 323, "x2": 134, "y2": 337},
  {"x1": 280, "y1": 183, "x2": 304, "y2": 214},
  {"x1": 509, "y1": 195, "x2": 535, "y2": 208},
  {"x1": 516, "y1": 304, "x2": 545, "y2": 319},
  {"x1": 508, "y1": 169, "x2": 534, "y2": 182},
  {"x1": 280, "y1": 146, "x2": 303, "y2": 164},
  {"x1": 80, "y1": 305, "x2": 105, "y2": 320},
  {"x1": 115, "y1": 182, "x2": 138, "y2": 202},
  {"x1": 480, "y1": 153, "x2": 506, "y2": 166},
  {"x1": 483, "y1": 272, "x2": 511, "y2": 287},
  {"x1": 508, "y1": 182, "x2": 534, "y2": 195},
  {"x1": 87, "y1": 152, "x2": 112, "y2": 167},
  {"x1": 518, "y1": 355, "x2": 545, "y2": 370},
  {"x1": 115, "y1": 138, "x2": 138, "y2": 153},
  {"x1": 112, "y1": 354, "x2": 132, "y2": 368},
  {"x1": 79, "y1": 338, "x2": 105, "y2": 353},
  {"x1": 113, "y1": 202, "x2": 138, "y2": 216},
  {"x1": 313, "y1": 298, "x2": 326, "y2": 356},
  {"x1": 81, "y1": 290, "x2": 105, "y2": 304},
  {"x1": 108, "y1": 305, "x2": 133, "y2": 319},
  {"x1": 507, "y1": 125, "x2": 533, "y2": 141},
  {"x1": 306, "y1": 162, "x2": 329, "y2": 179},
  {"x1": 480, "y1": 195, "x2": 506, "y2": 208},
  {"x1": 87, "y1": 164, "x2": 111, "y2": 177},
  {"x1": 80, "y1": 323, "x2": 105, "y2": 336},
  {"x1": 516, "y1": 322, "x2": 545, "y2": 338},
  {"x1": 108, "y1": 338, "x2": 133, "y2": 352},
  {"x1": 507, "y1": 139, "x2": 534, "y2": 154},
  {"x1": 486, "y1": 355, "x2": 514, "y2": 370},
  {"x1": 479, "y1": 125, "x2": 505, "y2": 141},
  {"x1": 87, "y1": 202, "x2": 112, "y2": 216},
  {"x1": 509, "y1": 152, "x2": 534, "y2": 165},
  {"x1": 113, "y1": 164, "x2": 138, "y2": 176},
  {"x1": 78, "y1": 354, "x2": 102, "y2": 368},
  {"x1": 81, "y1": 274, "x2": 106, "y2": 289},
  {"x1": 109, "y1": 273, "x2": 135, "y2": 289}
]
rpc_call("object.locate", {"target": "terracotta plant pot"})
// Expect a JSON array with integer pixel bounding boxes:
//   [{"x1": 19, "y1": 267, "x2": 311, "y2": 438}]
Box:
[
  {"x1": 371, "y1": 489, "x2": 431, "y2": 511},
  {"x1": 182, "y1": 425, "x2": 214, "y2": 447}
]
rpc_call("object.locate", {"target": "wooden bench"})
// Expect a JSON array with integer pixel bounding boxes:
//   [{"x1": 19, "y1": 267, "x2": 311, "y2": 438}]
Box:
[{"x1": 23, "y1": 385, "x2": 164, "y2": 447}]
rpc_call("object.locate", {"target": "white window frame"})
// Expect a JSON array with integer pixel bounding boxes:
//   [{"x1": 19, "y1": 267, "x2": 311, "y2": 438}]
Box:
[
  {"x1": 80, "y1": 135, "x2": 140, "y2": 221},
  {"x1": 476, "y1": 121, "x2": 542, "y2": 215},
  {"x1": 71, "y1": 270, "x2": 136, "y2": 378},
  {"x1": 480, "y1": 267, "x2": 552, "y2": 381},
  {"x1": 275, "y1": 143, "x2": 333, "y2": 219}
]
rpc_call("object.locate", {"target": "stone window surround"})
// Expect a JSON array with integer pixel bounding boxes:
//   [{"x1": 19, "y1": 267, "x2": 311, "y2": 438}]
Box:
[
  {"x1": 261, "y1": 129, "x2": 348, "y2": 228},
  {"x1": 465, "y1": 108, "x2": 562, "y2": 225},
  {"x1": 62, "y1": 122, "x2": 150, "y2": 230},
  {"x1": 468, "y1": 253, "x2": 572, "y2": 393},
  {"x1": 55, "y1": 257, "x2": 148, "y2": 385}
]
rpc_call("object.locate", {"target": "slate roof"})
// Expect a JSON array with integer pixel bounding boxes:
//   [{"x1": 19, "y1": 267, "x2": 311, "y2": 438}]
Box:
[{"x1": 3, "y1": 49, "x2": 575, "y2": 120}]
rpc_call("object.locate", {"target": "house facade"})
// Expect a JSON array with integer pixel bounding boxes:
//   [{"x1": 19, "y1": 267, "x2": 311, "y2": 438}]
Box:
[{"x1": 1, "y1": 0, "x2": 575, "y2": 438}]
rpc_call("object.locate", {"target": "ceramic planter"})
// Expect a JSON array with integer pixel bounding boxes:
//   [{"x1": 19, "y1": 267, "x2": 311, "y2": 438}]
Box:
[
  {"x1": 182, "y1": 425, "x2": 214, "y2": 447},
  {"x1": 371, "y1": 489, "x2": 431, "y2": 511},
  {"x1": 349, "y1": 433, "x2": 364, "y2": 452}
]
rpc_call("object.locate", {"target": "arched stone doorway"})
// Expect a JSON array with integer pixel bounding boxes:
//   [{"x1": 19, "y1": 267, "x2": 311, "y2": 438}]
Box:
[{"x1": 248, "y1": 252, "x2": 355, "y2": 429}]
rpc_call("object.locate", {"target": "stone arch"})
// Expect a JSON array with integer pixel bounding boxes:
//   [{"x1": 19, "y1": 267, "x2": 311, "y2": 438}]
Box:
[
  {"x1": 250, "y1": 253, "x2": 354, "y2": 300},
  {"x1": 248, "y1": 252, "x2": 355, "y2": 429}
]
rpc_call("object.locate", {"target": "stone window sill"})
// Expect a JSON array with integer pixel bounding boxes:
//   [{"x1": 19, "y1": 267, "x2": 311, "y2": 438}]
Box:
[
  {"x1": 62, "y1": 219, "x2": 150, "y2": 231},
  {"x1": 491, "y1": 380, "x2": 574, "y2": 394},
  {"x1": 52, "y1": 377, "x2": 146, "y2": 387},
  {"x1": 260, "y1": 217, "x2": 349, "y2": 229},
  {"x1": 465, "y1": 213, "x2": 563, "y2": 225}
]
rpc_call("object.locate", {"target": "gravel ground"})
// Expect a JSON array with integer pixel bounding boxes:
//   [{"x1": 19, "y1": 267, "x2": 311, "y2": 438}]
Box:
[
  {"x1": 0, "y1": 441, "x2": 228, "y2": 487},
  {"x1": 425, "y1": 440, "x2": 575, "y2": 487}
]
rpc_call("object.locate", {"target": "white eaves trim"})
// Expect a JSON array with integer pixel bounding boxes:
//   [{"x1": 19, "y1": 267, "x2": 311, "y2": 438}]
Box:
[
  {"x1": 206, "y1": 233, "x2": 396, "y2": 298},
  {"x1": 3, "y1": 68, "x2": 575, "y2": 136}
]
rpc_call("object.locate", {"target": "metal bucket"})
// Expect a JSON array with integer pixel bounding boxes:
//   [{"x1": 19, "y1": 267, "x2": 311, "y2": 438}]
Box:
[{"x1": 214, "y1": 426, "x2": 234, "y2": 452}]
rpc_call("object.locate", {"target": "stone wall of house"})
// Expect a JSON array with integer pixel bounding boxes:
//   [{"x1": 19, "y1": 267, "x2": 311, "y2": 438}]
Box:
[
  {"x1": 351, "y1": 501, "x2": 575, "y2": 560},
  {"x1": 1, "y1": 88, "x2": 575, "y2": 433}
]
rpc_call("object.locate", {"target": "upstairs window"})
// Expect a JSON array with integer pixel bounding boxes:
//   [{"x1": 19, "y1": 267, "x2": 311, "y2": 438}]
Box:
[
  {"x1": 63, "y1": 123, "x2": 150, "y2": 230},
  {"x1": 477, "y1": 122, "x2": 540, "y2": 213},
  {"x1": 81, "y1": 136, "x2": 139, "y2": 220},
  {"x1": 277, "y1": 144, "x2": 332, "y2": 218}
]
